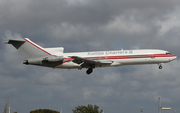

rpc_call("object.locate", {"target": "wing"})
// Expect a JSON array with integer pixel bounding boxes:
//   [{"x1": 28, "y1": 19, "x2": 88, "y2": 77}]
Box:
[{"x1": 70, "y1": 56, "x2": 113, "y2": 68}]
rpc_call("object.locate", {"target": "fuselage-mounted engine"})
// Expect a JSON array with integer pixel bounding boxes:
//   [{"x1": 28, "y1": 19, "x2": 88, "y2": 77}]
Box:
[{"x1": 23, "y1": 56, "x2": 64, "y2": 67}]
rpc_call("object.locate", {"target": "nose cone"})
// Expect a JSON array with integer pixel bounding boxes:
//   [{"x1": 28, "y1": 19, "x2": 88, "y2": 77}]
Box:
[{"x1": 170, "y1": 55, "x2": 177, "y2": 61}]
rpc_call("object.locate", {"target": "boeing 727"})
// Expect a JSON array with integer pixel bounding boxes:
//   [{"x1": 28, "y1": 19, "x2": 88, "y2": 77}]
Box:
[{"x1": 4, "y1": 38, "x2": 177, "y2": 74}]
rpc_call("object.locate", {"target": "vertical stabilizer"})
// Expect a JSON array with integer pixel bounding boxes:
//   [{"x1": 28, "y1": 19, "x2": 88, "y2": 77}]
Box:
[{"x1": 4, "y1": 38, "x2": 54, "y2": 58}]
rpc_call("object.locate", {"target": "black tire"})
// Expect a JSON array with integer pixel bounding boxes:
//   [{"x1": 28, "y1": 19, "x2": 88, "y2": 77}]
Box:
[
  {"x1": 86, "y1": 68, "x2": 93, "y2": 74},
  {"x1": 159, "y1": 65, "x2": 162, "y2": 69}
]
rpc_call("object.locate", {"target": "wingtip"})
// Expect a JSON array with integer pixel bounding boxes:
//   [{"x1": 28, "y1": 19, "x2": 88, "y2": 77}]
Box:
[{"x1": 4, "y1": 41, "x2": 9, "y2": 44}]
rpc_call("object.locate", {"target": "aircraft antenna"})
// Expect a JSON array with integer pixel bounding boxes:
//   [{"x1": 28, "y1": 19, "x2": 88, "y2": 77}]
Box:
[
  {"x1": 159, "y1": 97, "x2": 161, "y2": 113},
  {"x1": 3, "y1": 96, "x2": 10, "y2": 113},
  {"x1": 60, "y1": 107, "x2": 62, "y2": 113}
]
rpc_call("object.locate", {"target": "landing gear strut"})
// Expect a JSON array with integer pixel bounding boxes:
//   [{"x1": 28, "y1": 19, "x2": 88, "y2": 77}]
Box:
[{"x1": 86, "y1": 68, "x2": 93, "y2": 74}]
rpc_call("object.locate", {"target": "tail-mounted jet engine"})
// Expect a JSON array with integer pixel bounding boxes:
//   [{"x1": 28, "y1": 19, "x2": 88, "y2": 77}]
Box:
[
  {"x1": 23, "y1": 56, "x2": 64, "y2": 65},
  {"x1": 42, "y1": 56, "x2": 64, "y2": 63}
]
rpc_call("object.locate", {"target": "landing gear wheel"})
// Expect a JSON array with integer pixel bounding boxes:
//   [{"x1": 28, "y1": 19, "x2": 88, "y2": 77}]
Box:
[
  {"x1": 159, "y1": 65, "x2": 162, "y2": 69},
  {"x1": 86, "y1": 68, "x2": 93, "y2": 74}
]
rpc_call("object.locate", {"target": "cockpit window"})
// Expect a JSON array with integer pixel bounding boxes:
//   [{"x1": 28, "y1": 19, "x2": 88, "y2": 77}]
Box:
[{"x1": 166, "y1": 52, "x2": 171, "y2": 55}]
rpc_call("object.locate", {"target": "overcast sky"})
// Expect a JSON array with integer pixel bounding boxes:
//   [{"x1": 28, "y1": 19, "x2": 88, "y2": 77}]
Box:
[{"x1": 1, "y1": 0, "x2": 180, "y2": 113}]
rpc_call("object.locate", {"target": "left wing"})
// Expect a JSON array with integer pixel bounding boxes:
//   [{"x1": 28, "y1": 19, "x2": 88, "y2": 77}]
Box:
[{"x1": 70, "y1": 56, "x2": 113, "y2": 68}]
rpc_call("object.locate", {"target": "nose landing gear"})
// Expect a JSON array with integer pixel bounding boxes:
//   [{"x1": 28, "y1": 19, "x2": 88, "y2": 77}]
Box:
[{"x1": 158, "y1": 64, "x2": 162, "y2": 69}]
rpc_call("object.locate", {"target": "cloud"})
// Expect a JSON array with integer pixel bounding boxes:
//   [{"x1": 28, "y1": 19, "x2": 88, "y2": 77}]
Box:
[
  {"x1": 99, "y1": 14, "x2": 149, "y2": 36},
  {"x1": 157, "y1": 7, "x2": 180, "y2": 36}
]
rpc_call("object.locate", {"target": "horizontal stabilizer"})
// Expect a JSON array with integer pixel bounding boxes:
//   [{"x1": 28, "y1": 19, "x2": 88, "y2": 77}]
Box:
[{"x1": 4, "y1": 39, "x2": 25, "y2": 49}]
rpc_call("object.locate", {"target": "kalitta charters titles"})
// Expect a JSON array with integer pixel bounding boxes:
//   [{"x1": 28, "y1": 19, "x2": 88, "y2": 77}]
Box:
[{"x1": 87, "y1": 50, "x2": 133, "y2": 56}]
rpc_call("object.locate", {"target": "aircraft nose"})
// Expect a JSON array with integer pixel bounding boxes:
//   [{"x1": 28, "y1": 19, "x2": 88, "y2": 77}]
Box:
[{"x1": 170, "y1": 55, "x2": 177, "y2": 61}]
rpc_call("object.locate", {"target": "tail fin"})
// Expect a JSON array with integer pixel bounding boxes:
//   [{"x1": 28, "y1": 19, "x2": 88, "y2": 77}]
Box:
[{"x1": 4, "y1": 38, "x2": 54, "y2": 58}]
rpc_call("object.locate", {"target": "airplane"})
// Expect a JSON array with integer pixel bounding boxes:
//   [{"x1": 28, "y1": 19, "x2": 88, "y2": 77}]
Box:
[{"x1": 4, "y1": 38, "x2": 177, "y2": 74}]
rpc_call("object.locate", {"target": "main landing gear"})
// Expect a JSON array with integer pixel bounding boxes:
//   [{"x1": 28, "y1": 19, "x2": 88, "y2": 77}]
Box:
[{"x1": 86, "y1": 68, "x2": 93, "y2": 74}]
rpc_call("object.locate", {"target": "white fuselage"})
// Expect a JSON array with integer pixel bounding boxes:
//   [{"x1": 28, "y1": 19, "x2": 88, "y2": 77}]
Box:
[
  {"x1": 5, "y1": 38, "x2": 177, "y2": 74},
  {"x1": 54, "y1": 49, "x2": 177, "y2": 69}
]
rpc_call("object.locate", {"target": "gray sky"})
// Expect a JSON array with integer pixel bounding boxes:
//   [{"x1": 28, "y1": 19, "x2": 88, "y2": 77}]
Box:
[{"x1": 1, "y1": 0, "x2": 180, "y2": 113}]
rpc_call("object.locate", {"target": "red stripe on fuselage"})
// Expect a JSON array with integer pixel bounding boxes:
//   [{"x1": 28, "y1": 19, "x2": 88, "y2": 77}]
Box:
[
  {"x1": 53, "y1": 58, "x2": 72, "y2": 68},
  {"x1": 84, "y1": 54, "x2": 176, "y2": 60},
  {"x1": 54, "y1": 54, "x2": 176, "y2": 68}
]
